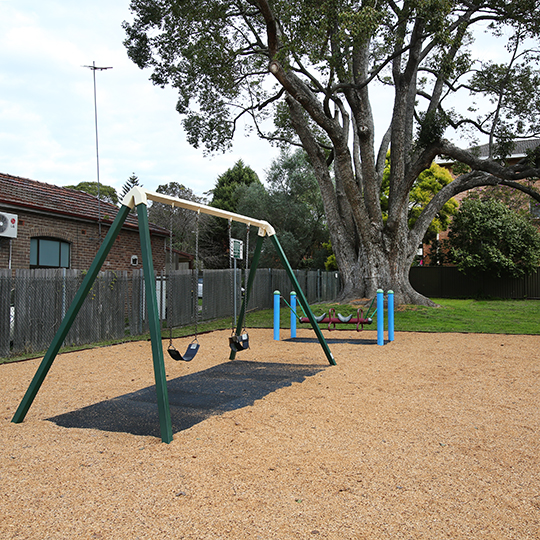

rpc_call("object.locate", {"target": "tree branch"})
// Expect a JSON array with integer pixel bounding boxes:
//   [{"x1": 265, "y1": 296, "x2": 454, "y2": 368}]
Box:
[{"x1": 439, "y1": 140, "x2": 540, "y2": 181}]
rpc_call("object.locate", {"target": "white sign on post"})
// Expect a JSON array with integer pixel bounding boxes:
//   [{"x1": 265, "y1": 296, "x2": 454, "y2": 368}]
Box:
[{"x1": 230, "y1": 238, "x2": 243, "y2": 260}]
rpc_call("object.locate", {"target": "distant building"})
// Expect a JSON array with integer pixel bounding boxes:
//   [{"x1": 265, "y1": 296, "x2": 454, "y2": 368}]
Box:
[
  {"x1": 424, "y1": 139, "x2": 540, "y2": 265},
  {"x1": 0, "y1": 172, "x2": 192, "y2": 272}
]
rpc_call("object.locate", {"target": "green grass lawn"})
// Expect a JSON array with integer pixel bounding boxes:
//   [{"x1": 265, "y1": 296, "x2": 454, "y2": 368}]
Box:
[
  {"x1": 190, "y1": 298, "x2": 540, "y2": 335},
  {"x1": 390, "y1": 299, "x2": 540, "y2": 334},
  {"x1": 245, "y1": 298, "x2": 540, "y2": 336},
  {"x1": 179, "y1": 298, "x2": 540, "y2": 336}
]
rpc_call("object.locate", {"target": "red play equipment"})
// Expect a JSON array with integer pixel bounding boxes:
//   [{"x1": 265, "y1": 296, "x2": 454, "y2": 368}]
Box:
[{"x1": 300, "y1": 307, "x2": 373, "y2": 332}]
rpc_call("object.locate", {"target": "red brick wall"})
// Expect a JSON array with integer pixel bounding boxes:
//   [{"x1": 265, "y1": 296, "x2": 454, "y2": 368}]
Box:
[{"x1": 0, "y1": 210, "x2": 166, "y2": 273}]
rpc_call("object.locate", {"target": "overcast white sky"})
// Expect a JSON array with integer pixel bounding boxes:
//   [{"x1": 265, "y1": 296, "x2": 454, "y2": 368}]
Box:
[
  {"x1": 0, "y1": 0, "x2": 285, "y2": 198},
  {"x1": 0, "y1": 1, "x2": 508, "y2": 200}
]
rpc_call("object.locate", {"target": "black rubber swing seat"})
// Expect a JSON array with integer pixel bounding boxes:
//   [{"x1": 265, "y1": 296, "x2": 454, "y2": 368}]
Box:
[
  {"x1": 229, "y1": 333, "x2": 250, "y2": 352},
  {"x1": 168, "y1": 342, "x2": 200, "y2": 362}
]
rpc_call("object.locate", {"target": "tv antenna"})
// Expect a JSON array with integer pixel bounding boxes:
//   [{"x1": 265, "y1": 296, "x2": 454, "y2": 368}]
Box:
[{"x1": 83, "y1": 61, "x2": 112, "y2": 242}]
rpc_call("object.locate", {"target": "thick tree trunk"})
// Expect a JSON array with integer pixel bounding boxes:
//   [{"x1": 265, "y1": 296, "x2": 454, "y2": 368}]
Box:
[
  {"x1": 336, "y1": 253, "x2": 437, "y2": 306},
  {"x1": 334, "y1": 226, "x2": 437, "y2": 307}
]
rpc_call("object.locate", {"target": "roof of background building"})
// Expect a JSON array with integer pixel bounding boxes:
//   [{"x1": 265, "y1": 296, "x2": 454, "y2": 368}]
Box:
[
  {"x1": 0, "y1": 172, "x2": 169, "y2": 236},
  {"x1": 474, "y1": 138, "x2": 540, "y2": 159}
]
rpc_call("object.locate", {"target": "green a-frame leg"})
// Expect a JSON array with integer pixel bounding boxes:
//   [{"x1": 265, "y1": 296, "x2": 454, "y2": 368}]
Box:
[
  {"x1": 12, "y1": 201, "x2": 175, "y2": 443},
  {"x1": 136, "y1": 204, "x2": 173, "y2": 442},
  {"x1": 229, "y1": 234, "x2": 336, "y2": 366}
]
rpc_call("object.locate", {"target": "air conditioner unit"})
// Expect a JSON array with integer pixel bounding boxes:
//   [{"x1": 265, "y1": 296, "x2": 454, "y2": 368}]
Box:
[{"x1": 0, "y1": 212, "x2": 18, "y2": 239}]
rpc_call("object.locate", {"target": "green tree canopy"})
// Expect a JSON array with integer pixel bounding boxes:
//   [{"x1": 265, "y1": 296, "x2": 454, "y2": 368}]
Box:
[
  {"x1": 66, "y1": 181, "x2": 118, "y2": 205},
  {"x1": 124, "y1": 0, "x2": 540, "y2": 305},
  {"x1": 235, "y1": 149, "x2": 330, "y2": 268},
  {"x1": 382, "y1": 157, "x2": 458, "y2": 245},
  {"x1": 447, "y1": 198, "x2": 540, "y2": 278},
  {"x1": 465, "y1": 182, "x2": 540, "y2": 218},
  {"x1": 202, "y1": 160, "x2": 261, "y2": 267},
  {"x1": 148, "y1": 182, "x2": 206, "y2": 255},
  {"x1": 209, "y1": 160, "x2": 260, "y2": 212}
]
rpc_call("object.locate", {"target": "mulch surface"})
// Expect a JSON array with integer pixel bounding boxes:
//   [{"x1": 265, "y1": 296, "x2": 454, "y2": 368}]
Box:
[{"x1": 1, "y1": 328, "x2": 539, "y2": 539}]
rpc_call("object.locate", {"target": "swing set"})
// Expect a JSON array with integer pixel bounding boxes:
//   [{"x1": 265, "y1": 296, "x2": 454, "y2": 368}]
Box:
[{"x1": 11, "y1": 187, "x2": 336, "y2": 443}]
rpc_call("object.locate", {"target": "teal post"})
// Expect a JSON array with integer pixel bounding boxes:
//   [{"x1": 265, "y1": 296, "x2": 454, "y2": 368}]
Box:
[
  {"x1": 290, "y1": 291, "x2": 297, "y2": 339},
  {"x1": 388, "y1": 290, "x2": 394, "y2": 342},
  {"x1": 269, "y1": 234, "x2": 336, "y2": 366},
  {"x1": 12, "y1": 205, "x2": 131, "y2": 424},
  {"x1": 377, "y1": 289, "x2": 384, "y2": 346},
  {"x1": 137, "y1": 204, "x2": 173, "y2": 444},
  {"x1": 229, "y1": 234, "x2": 265, "y2": 360},
  {"x1": 273, "y1": 290, "x2": 280, "y2": 341}
]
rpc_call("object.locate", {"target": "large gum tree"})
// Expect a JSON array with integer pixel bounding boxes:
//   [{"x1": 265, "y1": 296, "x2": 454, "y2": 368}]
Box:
[{"x1": 123, "y1": 0, "x2": 540, "y2": 305}]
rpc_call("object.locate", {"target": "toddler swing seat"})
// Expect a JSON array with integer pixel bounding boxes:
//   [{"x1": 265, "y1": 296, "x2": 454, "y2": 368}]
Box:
[{"x1": 229, "y1": 332, "x2": 249, "y2": 352}]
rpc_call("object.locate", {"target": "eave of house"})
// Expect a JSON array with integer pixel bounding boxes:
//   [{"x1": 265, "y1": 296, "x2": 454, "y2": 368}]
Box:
[
  {"x1": 436, "y1": 138, "x2": 540, "y2": 167},
  {"x1": 0, "y1": 172, "x2": 169, "y2": 237}
]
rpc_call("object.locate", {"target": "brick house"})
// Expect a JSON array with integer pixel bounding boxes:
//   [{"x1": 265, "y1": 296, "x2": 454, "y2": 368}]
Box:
[
  {"x1": 0, "y1": 172, "x2": 182, "y2": 273},
  {"x1": 422, "y1": 139, "x2": 540, "y2": 264}
]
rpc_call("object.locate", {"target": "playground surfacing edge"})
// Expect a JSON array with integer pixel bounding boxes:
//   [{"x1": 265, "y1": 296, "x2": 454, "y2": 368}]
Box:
[{"x1": 1, "y1": 328, "x2": 539, "y2": 539}]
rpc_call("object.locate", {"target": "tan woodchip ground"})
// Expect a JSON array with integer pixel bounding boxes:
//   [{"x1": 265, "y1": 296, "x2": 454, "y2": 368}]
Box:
[{"x1": 1, "y1": 328, "x2": 539, "y2": 539}]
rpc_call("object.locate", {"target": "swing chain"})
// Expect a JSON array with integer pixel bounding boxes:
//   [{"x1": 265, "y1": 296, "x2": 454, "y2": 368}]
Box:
[
  {"x1": 227, "y1": 220, "x2": 251, "y2": 352},
  {"x1": 168, "y1": 204, "x2": 175, "y2": 348},
  {"x1": 167, "y1": 206, "x2": 201, "y2": 362},
  {"x1": 193, "y1": 210, "x2": 200, "y2": 342},
  {"x1": 228, "y1": 219, "x2": 235, "y2": 335},
  {"x1": 241, "y1": 224, "x2": 250, "y2": 332}
]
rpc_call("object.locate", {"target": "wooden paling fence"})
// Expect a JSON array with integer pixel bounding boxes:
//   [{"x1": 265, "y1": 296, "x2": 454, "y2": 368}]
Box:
[{"x1": 1, "y1": 268, "x2": 341, "y2": 359}]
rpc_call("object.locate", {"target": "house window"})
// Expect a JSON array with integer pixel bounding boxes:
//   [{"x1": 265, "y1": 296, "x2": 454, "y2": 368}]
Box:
[
  {"x1": 530, "y1": 200, "x2": 540, "y2": 219},
  {"x1": 30, "y1": 238, "x2": 70, "y2": 268}
]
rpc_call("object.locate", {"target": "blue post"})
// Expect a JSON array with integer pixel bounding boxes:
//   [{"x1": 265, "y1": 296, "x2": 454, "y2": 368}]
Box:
[
  {"x1": 388, "y1": 290, "x2": 394, "y2": 342},
  {"x1": 273, "y1": 290, "x2": 280, "y2": 341},
  {"x1": 377, "y1": 288, "x2": 384, "y2": 346},
  {"x1": 290, "y1": 291, "x2": 297, "y2": 338}
]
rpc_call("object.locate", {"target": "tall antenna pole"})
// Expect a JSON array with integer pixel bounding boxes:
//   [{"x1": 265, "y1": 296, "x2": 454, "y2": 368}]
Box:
[{"x1": 83, "y1": 61, "x2": 112, "y2": 242}]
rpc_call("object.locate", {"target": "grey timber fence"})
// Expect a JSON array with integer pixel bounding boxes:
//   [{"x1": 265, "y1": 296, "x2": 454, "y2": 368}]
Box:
[
  {"x1": 12, "y1": 264, "x2": 540, "y2": 361},
  {"x1": 0, "y1": 269, "x2": 11, "y2": 359},
  {"x1": 246, "y1": 268, "x2": 340, "y2": 310},
  {"x1": 2, "y1": 267, "x2": 341, "y2": 360},
  {"x1": 6, "y1": 269, "x2": 130, "y2": 358}
]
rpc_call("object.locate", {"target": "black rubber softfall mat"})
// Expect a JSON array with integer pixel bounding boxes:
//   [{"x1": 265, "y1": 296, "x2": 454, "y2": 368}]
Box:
[{"x1": 47, "y1": 361, "x2": 324, "y2": 438}]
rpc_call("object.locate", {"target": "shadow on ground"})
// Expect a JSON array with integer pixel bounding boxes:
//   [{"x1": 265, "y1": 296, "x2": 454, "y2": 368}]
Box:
[
  {"x1": 286, "y1": 336, "x2": 379, "y2": 345},
  {"x1": 47, "y1": 361, "x2": 324, "y2": 439}
]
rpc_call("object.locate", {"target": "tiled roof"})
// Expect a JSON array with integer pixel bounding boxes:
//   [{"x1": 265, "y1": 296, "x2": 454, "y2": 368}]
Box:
[
  {"x1": 0, "y1": 172, "x2": 169, "y2": 236},
  {"x1": 474, "y1": 138, "x2": 540, "y2": 158}
]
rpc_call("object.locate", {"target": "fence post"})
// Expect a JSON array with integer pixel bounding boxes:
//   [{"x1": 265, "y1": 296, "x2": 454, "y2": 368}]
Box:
[
  {"x1": 388, "y1": 290, "x2": 394, "y2": 342},
  {"x1": 273, "y1": 290, "x2": 280, "y2": 341},
  {"x1": 377, "y1": 289, "x2": 384, "y2": 346},
  {"x1": 290, "y1": 291, "x2": 297, "y2": 339}
]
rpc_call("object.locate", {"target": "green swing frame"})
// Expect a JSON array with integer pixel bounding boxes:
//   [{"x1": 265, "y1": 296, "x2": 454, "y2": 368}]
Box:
[{"x1": 11, "y1": 187, "x2": 336, "y2": 443}]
